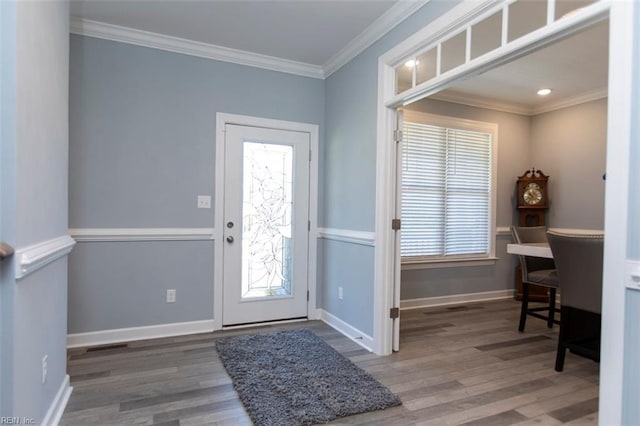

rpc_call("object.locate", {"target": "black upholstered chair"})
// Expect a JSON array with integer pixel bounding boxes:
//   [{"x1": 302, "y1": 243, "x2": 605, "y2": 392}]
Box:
[
  {"x1": 511, "y1": 226, "x2": 560, "y2": 332},
  {"x1": 547, "y1": 230, "x2": 603, "y2": 372}
]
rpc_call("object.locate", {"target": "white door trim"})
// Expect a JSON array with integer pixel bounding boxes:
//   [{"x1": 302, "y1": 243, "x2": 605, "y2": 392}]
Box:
[
  {"x1": 376, "y1": 3, "x2": 633, "y2": 423},
  {"x1": 214, "y1": 113, "x2": 319, "y2": 330}
]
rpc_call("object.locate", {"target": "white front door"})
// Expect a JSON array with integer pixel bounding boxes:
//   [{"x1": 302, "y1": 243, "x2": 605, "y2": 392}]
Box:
[{"x1": 222, "y1": 124, "x2": 310, "y2": 326}]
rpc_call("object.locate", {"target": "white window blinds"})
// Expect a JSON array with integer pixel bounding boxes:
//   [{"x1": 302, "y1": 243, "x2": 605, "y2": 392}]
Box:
[{"x1": 401, "y1": 112, "x2": 494, "y2": 260}]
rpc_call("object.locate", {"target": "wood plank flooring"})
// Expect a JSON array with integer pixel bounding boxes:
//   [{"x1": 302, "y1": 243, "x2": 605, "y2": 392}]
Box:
[{"x1": 61, "y1": 299, "x2": 599, "y2": 425}]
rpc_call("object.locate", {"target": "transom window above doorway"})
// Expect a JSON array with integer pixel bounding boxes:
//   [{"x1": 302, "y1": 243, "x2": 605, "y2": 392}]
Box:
[{"x1": 395, "y1": 0, "x2": 599, "y2": 96}]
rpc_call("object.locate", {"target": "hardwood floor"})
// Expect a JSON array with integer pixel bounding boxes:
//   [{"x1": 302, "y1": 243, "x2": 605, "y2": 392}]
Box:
[{"x1": 61, "y1": 300, "x2": 599, "y2": 425}]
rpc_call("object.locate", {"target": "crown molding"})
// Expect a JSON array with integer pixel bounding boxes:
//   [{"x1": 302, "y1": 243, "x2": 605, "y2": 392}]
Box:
[
  {"x1": 70, "y1": 18, "x2": 324, "y2": 79},
  {"x1": 531, "y1": 87, "x2": 608, "y2": 115},
  {"x1": 71, "y1": 2, "x2": 428, "y2": 81},
  {"x1": 323, "y1": 1, "x2": 430, "y2": 78},
  {"x1": 431, "y1": 87, "x2": 608, "y2": 116}
]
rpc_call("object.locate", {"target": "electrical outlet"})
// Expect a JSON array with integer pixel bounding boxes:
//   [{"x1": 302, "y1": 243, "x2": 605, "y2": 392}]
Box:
[
  {"x1": 338, "y1": 287, "x2": 343, "y2": 300},
  {"x1": 42, "y1": 355, "x2": 48, "y2": 384},
  {"x1": 197, "y1": 195, "x2": 211, "y2": 209},
  {"x1": 167, "y1": 289, "x2": 176, "y2": 303}
]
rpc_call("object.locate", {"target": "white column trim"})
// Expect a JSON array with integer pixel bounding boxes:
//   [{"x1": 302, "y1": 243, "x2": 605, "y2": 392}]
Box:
[
  {"x1": 317, "y1": 228, "x2": 375, "y2": 247},
  {"x1": 14, "y1": 235, "x2": 76, "y2": 280},
  {"x1": 69, "y1": 228, "x2": 215, "y2": 242}
]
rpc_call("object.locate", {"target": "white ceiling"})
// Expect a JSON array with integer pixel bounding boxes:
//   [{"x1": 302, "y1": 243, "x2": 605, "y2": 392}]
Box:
[
  {"x1": 432, "y1": 19, "x2": 609, "y2": 115},
  {"x1": 70, "y1": 0, "x2": 401, "y2": 66}
]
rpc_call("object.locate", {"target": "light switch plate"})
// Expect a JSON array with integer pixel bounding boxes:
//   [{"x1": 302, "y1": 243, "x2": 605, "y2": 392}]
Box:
[{"x1": 197, "y1": 195, "x2": 211, "y2": 209}]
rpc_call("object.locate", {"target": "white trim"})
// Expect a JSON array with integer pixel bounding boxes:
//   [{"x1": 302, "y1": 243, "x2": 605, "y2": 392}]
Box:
[
  {"x1": 317, "y1": 228, "x2": 375, "y2": 247},
  {"x1": 69, "y1": 228, "x2": 215, "y2": 242},
  {"x1": 400, "y1": 289, "x2": 515, "y2": 310},
  {"x1": 41, "y1": 374, "x2": 72, "y2": 426},
  {"x1": 14, "y1": 235, "x2": 76, "y2": 280},
  {"x1": 496, "y1": 226, "x2": 511, "y2": 236},
  {"x1": 214, "y1": 113, "x2": 319, "y2": 331},
  {"x1": 402, "y1": 257, "x2": 499, "y2": 270},
  {"x1": 599, "y1": 1, "x2": 633, "y2": 423},
  {"x1": 70, "y1": 18, "x2": 324, "y2": 79},
  {"x1": 66, "y1": 319, "x2": 214, "y2": 349},
  {"x1": 318, "y1": 309, "x2": 373, "y2": 352},
  {"x1": 430, "y1": 87, "x2": 608, "y2": 116},
  {"x1": 323, "y1": 1, "x2": 429, "y2": 77}
]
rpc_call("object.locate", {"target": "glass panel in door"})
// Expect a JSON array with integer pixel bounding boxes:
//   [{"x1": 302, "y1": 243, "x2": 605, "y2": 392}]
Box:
[{"x1": 241, "y1": 142, "x2": 293, "y2": 299}]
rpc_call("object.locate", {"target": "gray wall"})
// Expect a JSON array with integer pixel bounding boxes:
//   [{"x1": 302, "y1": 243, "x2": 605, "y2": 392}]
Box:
[
  {"x1": 1, "y1": 0, "x2": 70, "y2": 422},
  {"x1": 400, "y1": 99, "x2": 530, "y2": 300},
  {"x1": 398, "y1": 98, "x2": 607, "y2": 301},
  {"x1": 68, "y1": 35, "x2": 324, "y2": 333},
  {"x1": 530, "y1": 98, "x2": 608, "y2": 230},
  {"x1": 321, "y1": 0, "x2": 460, "y2": 334}
]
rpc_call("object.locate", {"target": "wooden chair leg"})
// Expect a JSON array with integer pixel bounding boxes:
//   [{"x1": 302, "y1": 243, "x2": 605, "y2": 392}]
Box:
[
  {"x1": 548, "y1": 288, "x2": 556, "y2": 328},
  {"x1": 555, "y1": 342, "x2": 566, "y2": 372},
  {"x1": 555, "y1": 306, "x2": 568, "y2": 372},
  {"x1": 519, "y1": 282, "x2": 529, "y2": 332}
]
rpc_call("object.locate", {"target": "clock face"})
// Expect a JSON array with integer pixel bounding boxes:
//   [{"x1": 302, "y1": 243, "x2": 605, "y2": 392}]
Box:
[{"x1": 523, "y1": 182, "x2": 543, "y2": 205}]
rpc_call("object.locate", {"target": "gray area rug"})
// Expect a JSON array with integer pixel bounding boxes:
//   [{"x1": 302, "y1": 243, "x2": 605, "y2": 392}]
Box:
[{"x1": 215, "y1": 329, "x2": 401, "y2": 425}]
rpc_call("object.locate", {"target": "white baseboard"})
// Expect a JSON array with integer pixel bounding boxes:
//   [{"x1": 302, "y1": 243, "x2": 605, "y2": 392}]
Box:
[
  {"x1": 400, "y1": 289, "x2": 515, "y2": 310},
  {"x1": 67, "y1": 319, "x2": 214, "y2": 349},
  {"x1": 41, "y1": 374, "x2": 72, "y2": 426},
  {"x1": 318, "y1": 309, "x2": 373, "y2": 352}
]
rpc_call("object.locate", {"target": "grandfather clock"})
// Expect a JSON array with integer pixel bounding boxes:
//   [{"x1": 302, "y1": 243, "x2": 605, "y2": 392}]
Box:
[
  {"x1": 517, "y1": 168, "x2": 549, "y2": 226},
  {"x1": 514, "y1": 168, "x2": 550, "y2": 301}
]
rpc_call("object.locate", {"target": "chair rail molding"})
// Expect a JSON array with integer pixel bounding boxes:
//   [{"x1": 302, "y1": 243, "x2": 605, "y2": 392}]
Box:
[
  {"x1": 15, "y1": 235, "x2": 76, "y2": 280},
  {"x1": 69, "y1": 228, "x2": 215, "y2": 242},
  {"x1": 318, "y1": 227, "x2": 376, "y2": 247}
]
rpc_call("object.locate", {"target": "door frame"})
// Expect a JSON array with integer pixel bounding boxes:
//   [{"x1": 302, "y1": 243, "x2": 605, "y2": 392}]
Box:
[
  {"x1": 375, "y1": 1, "x2": 633, "y2": 423},
  {"x1": 214, "y1": 113, "x2": 319, "y2": 330}
]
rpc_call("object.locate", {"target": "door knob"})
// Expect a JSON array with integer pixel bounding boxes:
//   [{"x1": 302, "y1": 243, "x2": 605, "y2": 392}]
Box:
[
  {"x1": 226, "y1": 236, "x2": 234, "y2": 243},
  {"x1": 0, "y1": 242, "x2": 14, "y2": 261}
]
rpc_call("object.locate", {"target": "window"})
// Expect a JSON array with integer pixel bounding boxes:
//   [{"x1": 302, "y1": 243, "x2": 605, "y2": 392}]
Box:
[{"x1": 400, "y1": 111, "x2": 497, "y2": 265}]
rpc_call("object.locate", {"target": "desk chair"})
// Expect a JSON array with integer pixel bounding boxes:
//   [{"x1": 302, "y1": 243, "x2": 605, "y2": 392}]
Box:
[
  {"x1": 511, "y1": 226, "x2": 560, "y2": 332},
  {"x1": 547, "y1": 231, "x2": 603, "y2": 372}
]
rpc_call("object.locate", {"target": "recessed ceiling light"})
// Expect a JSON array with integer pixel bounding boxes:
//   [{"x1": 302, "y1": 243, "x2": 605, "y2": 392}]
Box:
[
  {"x1": 537, "y1": 88, "x2": 552, "y2": 96},
  {"x1": 405, "y1": 59, "x2": 419, "y2": 68}
]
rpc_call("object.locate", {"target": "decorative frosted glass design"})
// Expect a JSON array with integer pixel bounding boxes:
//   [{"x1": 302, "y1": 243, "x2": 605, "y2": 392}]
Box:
[{"x1": 241, "y1": 142, "x2": 293, "y2": 299}]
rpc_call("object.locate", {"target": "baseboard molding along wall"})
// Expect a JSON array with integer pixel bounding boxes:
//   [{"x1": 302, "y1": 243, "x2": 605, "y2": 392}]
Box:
[
  {"x1": 318, "y1": 309, "x2": 374, "y2": 352},
  {"x1": 400, "y1": 289, "x2": 515, "y2": 310},
  {"x1": 41, "y1": 374, "x2": 72, "y2": 426},
  {"x1": 67, "y1": 319, "x2": 215, "y2": 349}
]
